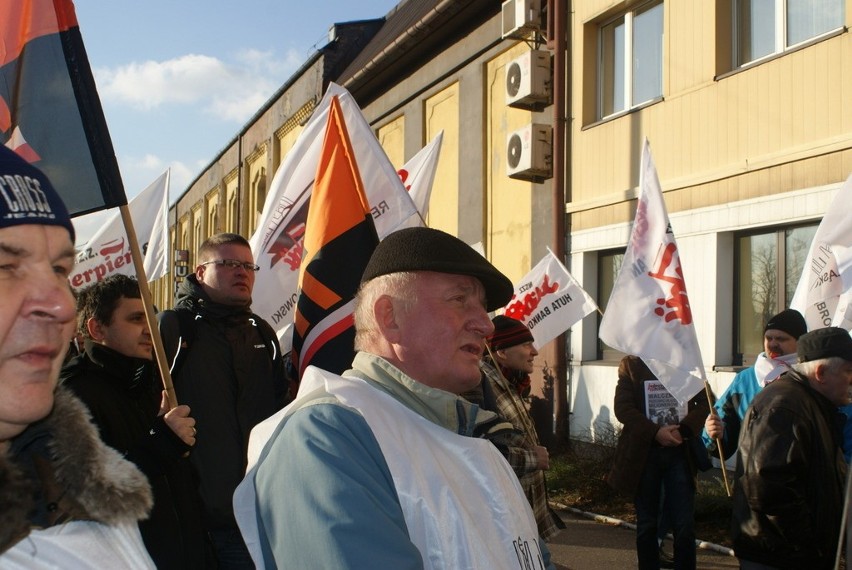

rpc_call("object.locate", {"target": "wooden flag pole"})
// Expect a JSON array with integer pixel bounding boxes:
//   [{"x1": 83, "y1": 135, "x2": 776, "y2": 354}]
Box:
[
  {"x1": 703, "y1": 381, "x2": 732, "y2": 497},
  {"x1": 119, "y1": 204, "x2": 178, "y2": 409}
]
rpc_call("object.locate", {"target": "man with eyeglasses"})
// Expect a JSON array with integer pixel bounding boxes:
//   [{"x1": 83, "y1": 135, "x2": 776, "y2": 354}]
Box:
[{"x1": 159, "y1": 232, "x2": 288, "y2": 569}]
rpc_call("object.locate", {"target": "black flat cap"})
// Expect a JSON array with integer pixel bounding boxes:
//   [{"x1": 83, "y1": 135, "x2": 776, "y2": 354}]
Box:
[
  {"x1": 361, "y1": 227, "x2": 514, "y2": 312},
  {"x1": 797, "y1": 326, "x2": 852, "y2": 363}
]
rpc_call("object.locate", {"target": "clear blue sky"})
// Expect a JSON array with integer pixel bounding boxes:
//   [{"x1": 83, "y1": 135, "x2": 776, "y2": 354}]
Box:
[{"x1": 72, "y1": 0, "x2": 400, "y2": 243}]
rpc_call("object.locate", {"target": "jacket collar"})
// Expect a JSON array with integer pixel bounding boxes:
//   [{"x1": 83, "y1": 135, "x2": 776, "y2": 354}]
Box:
[
  {"x1": 347, "y1": 352, "x2": 501, "y2": 436},
  {"x1": 0, "y1": 387, "x2": 152, "y2": 554}
]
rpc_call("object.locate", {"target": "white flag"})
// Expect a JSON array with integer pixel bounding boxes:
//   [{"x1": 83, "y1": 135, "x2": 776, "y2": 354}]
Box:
[
  {"x1": 503, "y1": 248, "x2": 598, "y2": 348},
  {"x1": 598, "y1": 140, "x2": 705, "y2": 405},
  {"x1": 396, "y1": 130, "x2": 443, "y2": 228},
  {"x1": 790, "y1": 174, "x2": 852, "y2": 330},
  {"x1": 69, "y1": 170, "x2": 170, "y2": 290},
  {"x1": 249, "y1": 83, "x2": 418, "y2": 349}
]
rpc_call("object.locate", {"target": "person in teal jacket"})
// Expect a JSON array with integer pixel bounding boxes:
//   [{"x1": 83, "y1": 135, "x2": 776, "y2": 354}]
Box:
[{"x1": 703, "y1": 309, "x2": 807, "y2": 458}]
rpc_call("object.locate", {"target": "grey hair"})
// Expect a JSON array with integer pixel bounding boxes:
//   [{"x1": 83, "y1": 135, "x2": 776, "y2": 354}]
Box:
[
  {"x1": 353, "y1": 272, "x2": 418, "y2": 351},
  {"x1": 792, "y1": 356, "x2": 847, "y2": 377}
]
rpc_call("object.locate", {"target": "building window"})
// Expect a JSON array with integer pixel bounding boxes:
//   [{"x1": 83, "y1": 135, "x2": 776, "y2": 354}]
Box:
[
  {"x1": 735, "y1": 0, "x2": 844, "y2": 66},
  {"x1": 734, "y1": 223, "x2": 816, "y2": 363},
  {"x1": 597, "y1": 248, "x2": 625, "y2": 360},
  {"x1": 599, "y1": 0, "x2": 663, "y2": 119}
]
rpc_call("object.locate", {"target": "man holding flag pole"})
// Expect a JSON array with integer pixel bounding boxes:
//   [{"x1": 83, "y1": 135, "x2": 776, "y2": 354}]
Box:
[{"x1": 601, "y1": 140, "x2": 713, "y2": 570}]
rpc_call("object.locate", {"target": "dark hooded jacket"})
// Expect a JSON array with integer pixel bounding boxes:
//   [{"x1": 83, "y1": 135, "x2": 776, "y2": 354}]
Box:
[
  {"x1": 731, "y1": 370, "x2": 846, "y2": 569},
  {"x1": 158, "y1": 274, "x2": 287, "y2": 530},
  {"x1": 0, "y1": 387, "x2": 152, "y2": 554},
  {"x1": 61, "y1": 341, "x2": 206, "y2": 569}
]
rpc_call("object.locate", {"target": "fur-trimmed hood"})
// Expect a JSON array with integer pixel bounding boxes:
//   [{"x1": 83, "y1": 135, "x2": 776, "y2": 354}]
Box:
[{"x1": 0, "y1": 386, "x2": 152, "y2": 553}]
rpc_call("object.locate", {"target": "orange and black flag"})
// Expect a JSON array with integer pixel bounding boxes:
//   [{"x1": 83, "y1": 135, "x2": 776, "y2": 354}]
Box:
[
  {"x1": 0, "y1": 0, "x2": 127, "y2": 216},
  {"x1": 291, "y1": 95, "x2": 379, "y2": 378}
]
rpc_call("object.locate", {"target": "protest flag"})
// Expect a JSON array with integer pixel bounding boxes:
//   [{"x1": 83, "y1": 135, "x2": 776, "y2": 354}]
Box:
[
  {"x1": 790, "y1": 174, "x2": 852, "y2": 331},
  {"x1": 0, "y1": 0, "x2": 126, "y2": 215},
  {"x1": 70, "y1": 170, "x2": 170, "y2": 289},
  {"x1": 504, "y1": 248, "x2": 598, "y2": 348},
  {"x1": 291, "y1": 96, "x2": 379, "y2": 378},
  {"x1": 396, "y1": 130, "x2": 443, "y2": 228},
  {"x1": 598, "y1": 139, "x2": 706, "y2": 406},
  {"x1": 0, "y1": 1, "x2": 180, "y2": 405},
  {"x1": 250, "y1": 83, "x2": 417, "y2": 351}
]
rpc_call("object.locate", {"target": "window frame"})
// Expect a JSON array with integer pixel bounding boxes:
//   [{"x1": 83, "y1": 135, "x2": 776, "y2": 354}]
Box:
[
  {"x1": 733, "y1": 0, "x2": 845, "y2": 68},
  {"x1": 596, "y1": 0, "x2": 664, "y2": 120}
]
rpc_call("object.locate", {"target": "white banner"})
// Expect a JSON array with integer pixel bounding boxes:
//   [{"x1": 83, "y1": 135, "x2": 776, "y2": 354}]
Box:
[
  {"x1": 790, "y1": 174, "x2": 852, "y2": 330},
  {"x1": 598, "y1": 140, "x2": 705, "y2": 405},
  {"x1": 249, "y1": 83, "x2": 418, "y2": 349},
  {"x1": 396, "y1": 130, "x2": 443, "y2": 228},
  {"x1": 503, "y1": 249, "x2": 598, "y2": 348},
  {"x1": 69, "y1": 170, "x2": 170, "y2": 290}
]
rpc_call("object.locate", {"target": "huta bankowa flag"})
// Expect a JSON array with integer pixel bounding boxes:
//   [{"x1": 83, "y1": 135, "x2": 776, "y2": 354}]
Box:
[
  {"x1": 599, "y1": 139, "x2": 705, "y2": 405},
  {"x1": 1, "y1": 0, "x2": 126, "y2": 216},
  {"x1": 504, "y1": 248, "x2": 598, "y2": 349},
  {"x1": 292, "y1": 95, "x2": 379, "y2": 378}
]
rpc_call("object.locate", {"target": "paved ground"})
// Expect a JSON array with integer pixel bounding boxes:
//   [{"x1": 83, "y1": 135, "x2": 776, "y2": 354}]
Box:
[{"x1": 547, "y1": 509, "x2": 738, "y2": 569}]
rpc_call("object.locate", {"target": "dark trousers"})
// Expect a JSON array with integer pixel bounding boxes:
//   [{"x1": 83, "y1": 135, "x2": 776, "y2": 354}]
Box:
[
  {"x1": 634, "y1": 445, "x2": 696, "y2": 570},
  {"x1": 209, "y1": 527, "x2": 254, "y2": 570}
]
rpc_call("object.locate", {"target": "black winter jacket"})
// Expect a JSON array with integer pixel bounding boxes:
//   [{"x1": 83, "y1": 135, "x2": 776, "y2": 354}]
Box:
[
  {"x1": 61, "y1": 341, "x2": 206, "y2": 569},
  {"x1": 158, "y1": 274, "x2": 288, "y2": 530},
  {"x1": 732, "y1": 370, "x2": 846, "y2": 569}
]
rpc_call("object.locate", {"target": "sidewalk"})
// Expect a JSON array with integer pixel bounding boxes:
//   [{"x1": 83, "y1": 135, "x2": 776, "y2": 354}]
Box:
[{"x1": 547, "y1": 507, "x2": 737, "y2": 569}]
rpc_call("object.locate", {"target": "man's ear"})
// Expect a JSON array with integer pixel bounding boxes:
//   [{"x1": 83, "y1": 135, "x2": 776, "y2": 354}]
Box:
[
  {"x1": 813, "y1": 363, "x2": 828, "y2": 384},
  {"x1": 195, "y1": 264, "x2": 206, "y2": 282},
  {"x1": 375, "y1": 295, "x2": 401, "y2": 342},
  {"x1": 86, "y1": 317, "x2": 104, "y2": 342}
]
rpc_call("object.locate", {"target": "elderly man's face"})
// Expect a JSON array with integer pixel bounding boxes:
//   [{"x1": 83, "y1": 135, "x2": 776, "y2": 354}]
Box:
[
  {"x1": 0, "y1": 225, "x2": 76, "y2": 444},
  {"x1": 816, "y1": 359, "x2": 852, "y2": 406},
  {"x1": 393, "y1": 272, "x2": 493, "y2": 394}
]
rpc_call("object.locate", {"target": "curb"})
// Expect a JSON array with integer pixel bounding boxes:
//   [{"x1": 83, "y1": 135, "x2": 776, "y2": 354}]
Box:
[{"x1": 550, "y1": 502, "x2": 735, "y2": 557}]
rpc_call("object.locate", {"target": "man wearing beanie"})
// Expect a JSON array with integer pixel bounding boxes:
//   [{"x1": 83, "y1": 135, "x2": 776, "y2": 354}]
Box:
[
  {"x1": 732, "y1": 327, "x2": 852, "y2": 569},
  {"x1": 477, "y1": 315, "x2": 562, "y2": 541},
  {"x1": 703, "y1": 308, "x2": 807, "y2": 459},
  {"x1": 0, "y1": 146, "x2": 154, "y2": 567},
  {"x1": 235, "y1": 227, "x2": 555, "y2": 569}
]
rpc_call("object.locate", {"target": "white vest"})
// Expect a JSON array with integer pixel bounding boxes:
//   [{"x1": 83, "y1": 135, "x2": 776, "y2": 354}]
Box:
[{"x1": 236, "y1": 367, "x2": 548, "y2": 570}]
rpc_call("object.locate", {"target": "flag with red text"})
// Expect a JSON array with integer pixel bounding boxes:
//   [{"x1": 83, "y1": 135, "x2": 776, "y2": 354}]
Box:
[
  {"x1": 503, "y1": 248, "x2": 598, "y2": 348},
  {"x1": 69, "y1": 171, "x2": 169, "y2": 289},
  {"x1": 0, "y1": 0, "x2": 126, "y2": 216},
  {"x1": 599, "y1": 140, "x2": 705, "y2": 405},
  {"x1": 291, "y1": 96, "x2": 379, "y2": 377},
  {"x1": 790, "y1": 174, "x2": 852, "y2": 331},
  {"x1": 249, "y1": 83, "x2": 416, "y2": 352}
]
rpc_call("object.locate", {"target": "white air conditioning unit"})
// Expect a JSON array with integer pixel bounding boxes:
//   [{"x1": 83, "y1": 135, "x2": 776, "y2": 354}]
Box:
[
  {"x1": 501, "y1": 0, "x2": 542, "y2": 39},
  {"x1": 506, "y1": 123, "x2": 552, "y2": 181},
  {"x1": 506, "y1": 50, "x2": 551, "y2": 109}
]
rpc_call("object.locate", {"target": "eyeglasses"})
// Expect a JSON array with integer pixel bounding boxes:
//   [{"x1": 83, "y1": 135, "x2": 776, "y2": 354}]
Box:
[{"x1": 201, "y1": 259, "x2": 260, "y2": 272}]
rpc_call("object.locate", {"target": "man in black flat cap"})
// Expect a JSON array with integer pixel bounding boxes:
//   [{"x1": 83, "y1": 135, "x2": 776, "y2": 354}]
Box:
[
  {"x1": 732, "y1": 326, "x2": 852, "y2": 570},
  {"x1": 235, "y1": 227, "x2": 555, "y2": 569}
]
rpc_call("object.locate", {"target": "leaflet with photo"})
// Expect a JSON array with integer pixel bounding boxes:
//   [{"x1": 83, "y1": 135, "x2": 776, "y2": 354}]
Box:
[{"x1": 644, "y1": 380, "x2": 687, "y2": 426}]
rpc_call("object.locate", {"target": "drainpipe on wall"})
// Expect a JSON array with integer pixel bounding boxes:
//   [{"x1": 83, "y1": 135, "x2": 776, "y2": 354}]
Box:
[{"x1": 549, "y1": 0, "x2": 569, "y2": 444}]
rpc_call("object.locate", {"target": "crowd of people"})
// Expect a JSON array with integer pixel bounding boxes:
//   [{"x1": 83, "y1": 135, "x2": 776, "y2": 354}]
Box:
[{"x1": 1, "y1": 145, "x2": 851, "y2": 570}]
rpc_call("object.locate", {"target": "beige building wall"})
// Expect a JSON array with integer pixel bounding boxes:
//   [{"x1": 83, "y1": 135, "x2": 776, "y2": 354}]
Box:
[
  {"x1": 572, "y1": 1, "x2": 852, "y2": 230},
  {"x1": 485, "y1": 44, "x2": 538, "y2": 282},
  {"x1": 424, "y1": 83, "x2": 459, "y2": 236},
  {"x1": 377, "y1": 115, "x2": 405, "y2": 169}
]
